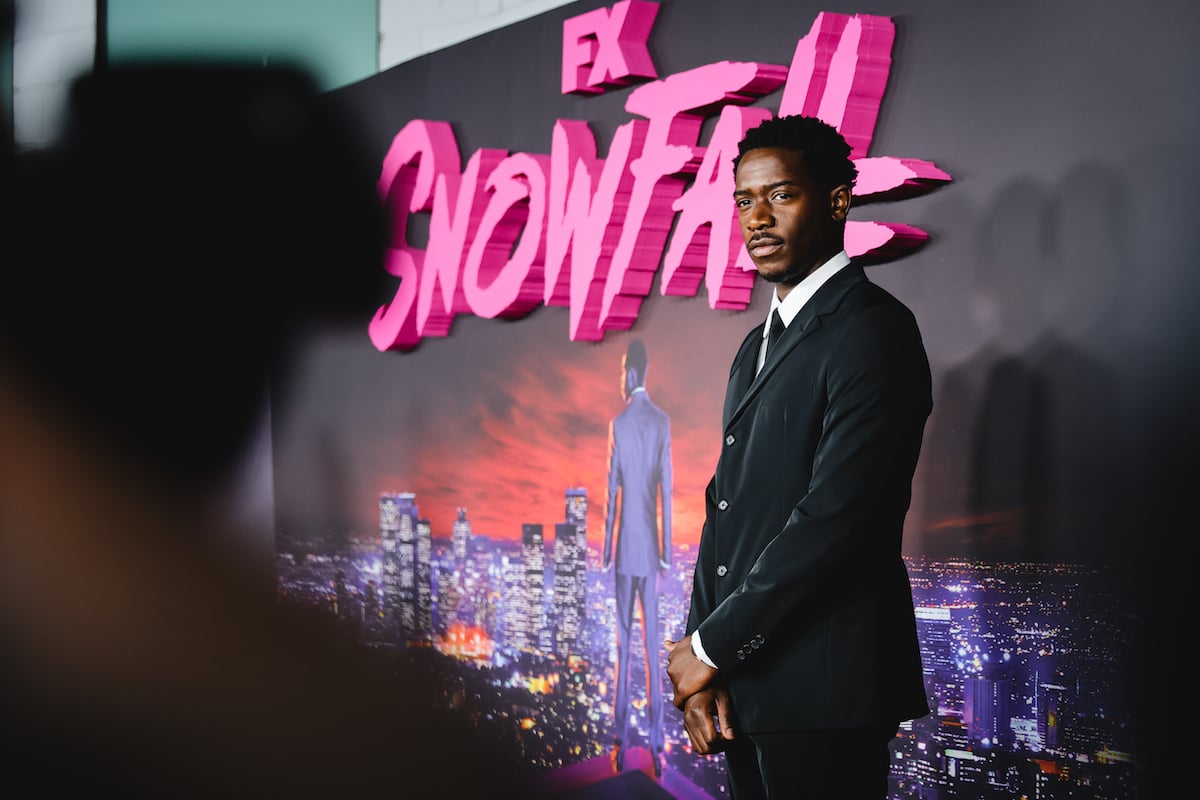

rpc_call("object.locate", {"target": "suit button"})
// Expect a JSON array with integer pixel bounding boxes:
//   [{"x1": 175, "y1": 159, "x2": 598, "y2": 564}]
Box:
[
  {"x1": 725, "y1": 434, "x2": 735, "y2": 445},
  {"x1": 717, "y1": 499, "x2": 728, "y2": 510},
  {"x1": 736, "y1": 650, "x2": 746, "y2": 661},
  {"x1": 751, "y1": 640, "x2": 760, "y2": 650},
  {"x1": 753, "y1": 634, "x2": 764, "y2": 645},
  {"x1": 716, "y1": 565, "x2": 728, "y2": 577}
]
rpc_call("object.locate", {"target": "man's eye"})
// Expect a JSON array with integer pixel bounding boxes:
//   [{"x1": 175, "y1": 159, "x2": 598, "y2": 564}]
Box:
[{"x1": 772, "y1": 192, "x2": 790, "y2": 201}]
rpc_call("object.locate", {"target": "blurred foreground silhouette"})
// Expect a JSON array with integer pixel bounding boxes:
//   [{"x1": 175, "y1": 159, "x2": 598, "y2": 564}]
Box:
[{"x1": 1, "y1": 55, "x2": 536, "y2": 798}]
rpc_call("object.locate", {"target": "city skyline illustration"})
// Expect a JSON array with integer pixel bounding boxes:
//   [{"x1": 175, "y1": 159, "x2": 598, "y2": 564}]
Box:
[{"x1": 276, "y1": 483, "x2": 1141, "y2": 799}]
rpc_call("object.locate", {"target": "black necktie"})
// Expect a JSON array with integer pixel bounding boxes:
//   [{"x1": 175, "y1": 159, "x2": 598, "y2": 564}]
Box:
[{"x1": 766, "y1": 308, "x2": 786, "y2": 359}]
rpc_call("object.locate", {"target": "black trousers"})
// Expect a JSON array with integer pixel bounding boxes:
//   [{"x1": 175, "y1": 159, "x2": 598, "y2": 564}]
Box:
[{"x1": 723, "y1": 723, "x2": 897, "y2": 800}]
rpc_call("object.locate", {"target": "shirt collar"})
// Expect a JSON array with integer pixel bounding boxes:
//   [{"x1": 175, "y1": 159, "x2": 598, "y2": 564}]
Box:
[{"x1": 764, "y1": 250, "x2": 851, "y2": 338}]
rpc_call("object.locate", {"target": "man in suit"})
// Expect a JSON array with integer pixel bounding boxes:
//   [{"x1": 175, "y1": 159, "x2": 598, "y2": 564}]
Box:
[
  {"x1": 603, "y1": 338, "x2": 673, "y2": 777},
  {"x1": 665, "y1": 115, "x2": 931, "y2": 799}
]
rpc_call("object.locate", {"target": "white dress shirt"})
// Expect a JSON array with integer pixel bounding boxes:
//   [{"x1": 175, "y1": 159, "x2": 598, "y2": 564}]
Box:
[{"x1": 756, "y1": 250, "x2": 851, "y2": 374}]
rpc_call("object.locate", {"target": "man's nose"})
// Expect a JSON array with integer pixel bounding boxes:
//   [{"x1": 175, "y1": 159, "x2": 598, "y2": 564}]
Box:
[{"x1": 747, "y1": 203, "x2": 774, "y2": 230}]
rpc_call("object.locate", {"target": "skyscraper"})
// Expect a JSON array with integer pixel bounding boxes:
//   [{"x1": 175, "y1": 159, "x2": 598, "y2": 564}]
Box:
[
  {"x1": 451, "y1": 508, "x2": 472, "y2": 627},
  {"x1": 499, "y1": 550, "x2": 523, "y2": 650},
  {"x1": 435, "y1": 558, "x2": 460, "y2": 634},
  {"x1": 513, "y1": 523, "x2": 545, "y2": 653},
  {"x1": 965, "y1": 672, "x2": 1011, "y2": 749},
  {"x1": 453, "y1": 507, "x2": 471, "y2": 565},
  {"x1": 467, "y1": 534, "x2": 494, "y2": 629},
  {"x1": 915, "y1": 605, "x2": 958, "y2": 717},
  {"x1": 553, "y1": 487, "x2": 589, "y2": 660},
  {"x1": 1039, "y1": 681, "x2": 1067, "y2": 753},
  {"x1": 416, "y1": 517, "x2": 433, "y2": 637},
  {"x1": 332, "y1": 568, "x2": 364, "y2": 642},
  {"x1": 379, "y1": 492, "x2": 419, "y2": 640},
  {"x1": 566, "y1": 487, "x2": 589, "y2": 620},
  {"x1": 552, "y1": 522, "x2": 578, "y2": 659}
]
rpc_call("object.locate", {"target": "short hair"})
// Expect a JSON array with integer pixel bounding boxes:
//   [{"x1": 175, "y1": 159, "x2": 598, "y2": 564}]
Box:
[
  {"x1": 624, "y1": 339, "x2": 648, "y2": 383},
  {"x1": 732, "y1": 115, "x2": 857, "y2": 194}
]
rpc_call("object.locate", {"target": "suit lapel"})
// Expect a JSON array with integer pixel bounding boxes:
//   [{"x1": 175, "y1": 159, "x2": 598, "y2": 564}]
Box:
[
  {"x1": 725, "y1": 264, "x2": 867, "y2": 431},
  {"x1": 723, "y1": 327, "x2": 761, "y2": 426}
]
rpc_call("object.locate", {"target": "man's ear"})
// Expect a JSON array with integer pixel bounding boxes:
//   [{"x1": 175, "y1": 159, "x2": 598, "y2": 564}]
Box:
[
  {"x1": 830, "y1": 184, "x2": 852, "y2": 222},
  {"x1": 626, "y1": 367, "x2": 638, "y2": 392}
]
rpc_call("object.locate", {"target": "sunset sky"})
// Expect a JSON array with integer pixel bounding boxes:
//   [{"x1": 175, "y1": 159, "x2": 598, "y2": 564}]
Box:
[
  {"x1": 273, "y1": 287, "x2": 764, "y2": 551},
  {"x1": 366, "y1": 334, "x2": 721, "y2": 548}
]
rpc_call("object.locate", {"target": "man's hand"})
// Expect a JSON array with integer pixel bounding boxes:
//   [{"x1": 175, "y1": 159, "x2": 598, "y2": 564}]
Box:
[
  {"x1": 658, "y1": 559, "x2": 670, "y2": 571},
  {"x1": 664, "y1": 635, "x2": 717, "y2": 709},
  {"x1": 680, "y1": 687, "x2": 735, "y2": 755}
]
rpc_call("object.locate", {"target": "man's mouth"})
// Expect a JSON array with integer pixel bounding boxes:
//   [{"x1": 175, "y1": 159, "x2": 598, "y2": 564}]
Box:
[{"x1": 748, "y1": 235, "x2": 783, "y2": 258}]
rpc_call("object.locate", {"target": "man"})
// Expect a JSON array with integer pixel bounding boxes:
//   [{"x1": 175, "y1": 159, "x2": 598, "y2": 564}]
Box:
[
  {"x1": 603, "y1": 339, "x2": 673, "y2": 778},
  {"x1": 666, "y1": 115, "x2": 931, "y2": 799},
  {"x1": 1, "y1": 62, "x2": 535, "y2": 798}
]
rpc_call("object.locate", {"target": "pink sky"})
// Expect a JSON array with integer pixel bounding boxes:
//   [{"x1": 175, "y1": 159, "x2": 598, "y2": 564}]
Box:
[{"x1": 360, "y1": 317, "x2": 737, "y2": 549}]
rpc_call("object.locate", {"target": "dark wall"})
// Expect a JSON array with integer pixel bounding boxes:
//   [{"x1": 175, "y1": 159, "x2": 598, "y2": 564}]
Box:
[
  {"x1": 317, "y1": 0, "x2": 1199, "y2": 563},
  {"x1": 275, "y1": 2, "x2": 1199, "y2": 796}
]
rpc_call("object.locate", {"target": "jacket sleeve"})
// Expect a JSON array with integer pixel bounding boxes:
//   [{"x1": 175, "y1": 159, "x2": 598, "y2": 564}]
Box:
[
  {"x1": 685, "y1": 474, "x2": 718, "y2": 634},
  {"x1": 603, "y1": 420, "x2": 619, "y2": 568},
  {"x1": 687, "y1": 329, "x2": 759, "y2": 634},
  {"x1": 659, "y1": 418, "x2": 672, "y2": 565}
]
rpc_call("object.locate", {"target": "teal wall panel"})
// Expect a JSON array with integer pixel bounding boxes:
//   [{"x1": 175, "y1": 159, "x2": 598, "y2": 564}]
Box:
[{"x1": 107, "y1": 0, "x2": 377, "y2": 91}]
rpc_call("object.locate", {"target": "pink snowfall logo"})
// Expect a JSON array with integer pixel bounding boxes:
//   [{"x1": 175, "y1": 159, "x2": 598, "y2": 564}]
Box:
[{"x1": 370, "y1": 2, "x2": 950, "y2": 351}]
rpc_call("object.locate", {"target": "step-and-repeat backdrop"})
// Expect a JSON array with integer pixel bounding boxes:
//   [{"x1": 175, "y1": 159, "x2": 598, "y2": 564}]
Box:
[{"x1": 272, "y1": 2, "x2": 1197, "y2": 796}]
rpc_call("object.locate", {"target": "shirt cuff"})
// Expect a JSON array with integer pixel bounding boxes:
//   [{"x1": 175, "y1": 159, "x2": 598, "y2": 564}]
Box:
[{"x1": 691, "y1": 630, "x2": 717, "y2": 669}]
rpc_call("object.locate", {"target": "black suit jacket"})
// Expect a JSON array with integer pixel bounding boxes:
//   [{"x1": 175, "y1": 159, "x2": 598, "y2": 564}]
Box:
[{"x1": 686, "y1": 263, "x2": 931, "y2": 733}]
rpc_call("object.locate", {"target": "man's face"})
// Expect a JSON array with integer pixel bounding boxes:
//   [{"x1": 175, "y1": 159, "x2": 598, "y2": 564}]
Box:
[{"x1": 733, "y1": 146, "x2": 848, "y2": 287}]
